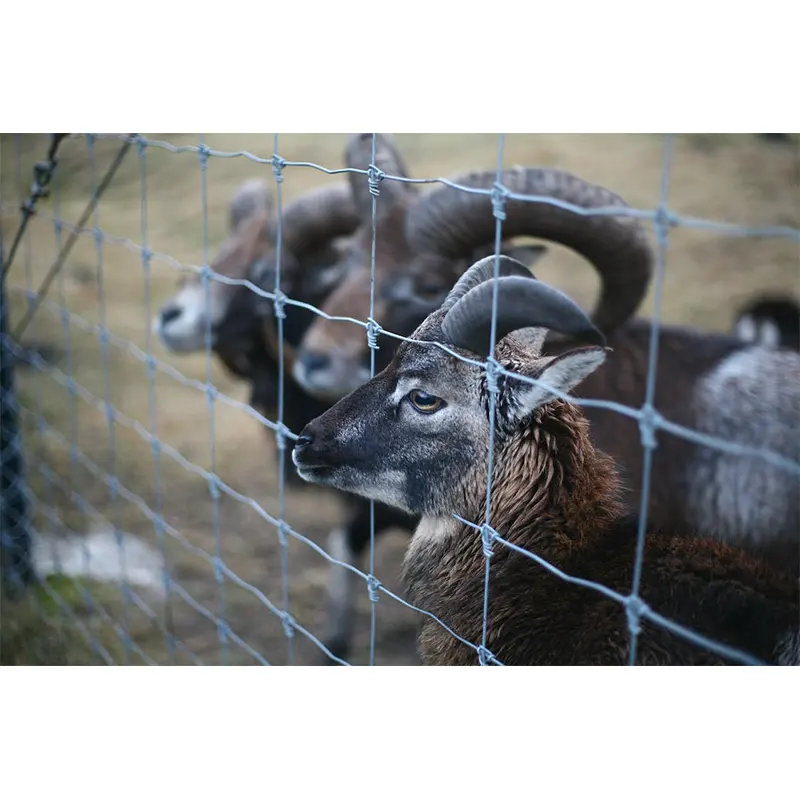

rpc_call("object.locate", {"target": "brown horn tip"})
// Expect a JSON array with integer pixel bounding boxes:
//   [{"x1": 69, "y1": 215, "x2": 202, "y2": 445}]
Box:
[{"x1": 441, "y1": 274, "x2": 606, "y2": 357}]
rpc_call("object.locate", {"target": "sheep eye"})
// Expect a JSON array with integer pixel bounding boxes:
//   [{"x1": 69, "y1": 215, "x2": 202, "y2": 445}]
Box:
[{"x1": 407, "y1": 389, "x2": 445, "y2": 414}]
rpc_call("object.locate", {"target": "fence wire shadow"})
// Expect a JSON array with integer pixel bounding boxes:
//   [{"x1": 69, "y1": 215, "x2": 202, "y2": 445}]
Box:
[{"x1": 1, "y1": 132, "x2": 798, "y2": 666}]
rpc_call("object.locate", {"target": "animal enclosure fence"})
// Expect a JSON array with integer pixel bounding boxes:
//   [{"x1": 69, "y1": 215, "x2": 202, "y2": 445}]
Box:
[{"x1": 1, "y1": 132, "x2": 798, "y2": 666}]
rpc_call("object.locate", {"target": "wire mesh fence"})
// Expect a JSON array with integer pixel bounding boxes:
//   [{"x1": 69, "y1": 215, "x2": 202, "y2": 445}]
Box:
[{"x1": 1, "y1": 132, "x2": 798, "y2": 666}]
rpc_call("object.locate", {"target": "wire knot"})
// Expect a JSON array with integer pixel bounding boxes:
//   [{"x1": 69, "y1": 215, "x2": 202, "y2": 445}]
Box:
[
  {"x1": 281, "y1": 611, "x2": 296, "y2": 639},
  {"x1": 272, "y1": 155, "x2": 287, "y2": 184},
  {"x1": 206, "y1": 473, "x2": 221, "y2": 501},
  {"x1": 480, "y1": 524, "x2": 495, "y2": 559},
  {"x1": 272, "y1": 289, "x2": 287, "y2": 320},
  {"x1": 654, "y1": 205, "x2": 678, "y2": 231},
  {"x1": 367, "y1": 165, "x2": 385, "y2": 196},
  {"x1": 625, "y1": 594, "x2": 648, "y2": 637},
  {"x1": 197, "y1": 143, "x2": 210, "y2": 170},
  {"x1": 638, "y1": 403, "x2": 661, "y2": 451},
  {"x1": 366, "y1": 575, "x2": 381, "y2": 604},
  {"x1": 276, "y1": 519, "x2": 290, "y2": 547},
  {"x1": 491, "y1": 182, "x2": 510, "y2": 222},
  {"x1": 484, "y1": 358, "x2": 501, "y2": 395},
  {"x1": 477, "y1": 645, "x2": 496, "y2": 666},
  {"x1": 366, "y1": 317, "x2": 382, "y2": 350}
]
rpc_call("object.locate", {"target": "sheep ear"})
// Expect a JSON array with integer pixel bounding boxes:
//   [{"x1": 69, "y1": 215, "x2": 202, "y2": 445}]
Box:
[{"x1": 510, "y1": 346, "x2": 608, "y2": 423}]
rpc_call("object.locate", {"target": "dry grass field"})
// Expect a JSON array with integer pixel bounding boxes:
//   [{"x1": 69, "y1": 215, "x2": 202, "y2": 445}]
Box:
[{"x1": 1, "y1": 132, "x2": 798, "y2": 666}]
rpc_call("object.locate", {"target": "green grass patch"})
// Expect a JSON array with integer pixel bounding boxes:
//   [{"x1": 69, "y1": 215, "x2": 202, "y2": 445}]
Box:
[{"x1": 1, "y1": 575, "x2": 127, "y2": 665}]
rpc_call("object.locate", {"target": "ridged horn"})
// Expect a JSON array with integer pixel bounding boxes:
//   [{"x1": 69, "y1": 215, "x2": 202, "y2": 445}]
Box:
[
  {"x1": 405, "y1": 166, "x2": 654, "y2": 336},
  {"x1": 279, "y1": 182, "x2": 362, "y2": 256},
  {"x1": 344, "y1": 133, "x2": 417, "y2": 221},
  {"x1": 441, "y1": 260, "x2": 607, "y2": 358},
  {"x1": 441, "y1": 254, "x2": 542, "y2": 312}
]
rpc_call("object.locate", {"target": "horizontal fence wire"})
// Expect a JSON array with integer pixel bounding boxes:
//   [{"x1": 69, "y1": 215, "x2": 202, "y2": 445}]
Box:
[{"x1": 1, "y1": 132, "x2": 798, "y2": 667}]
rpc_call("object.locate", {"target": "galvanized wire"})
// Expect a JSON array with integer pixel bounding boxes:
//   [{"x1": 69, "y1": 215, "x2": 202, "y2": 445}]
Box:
[{"x1": 2, "y1": 133, "x2": 798, "y2": 666}]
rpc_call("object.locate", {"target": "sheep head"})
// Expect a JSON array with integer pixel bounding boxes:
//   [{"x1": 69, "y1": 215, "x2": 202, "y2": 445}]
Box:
[
  {"x1": 292, "y1": 254, "x2": 607, "y2": 517},
  {"x1": 291, "y1": 161, "x2": 653, "y2": 405},
  {"x1": 153, "y1": 177, "x2": 361, "y2": 355},
  {"x1": 291, "y1": 135, "x2": 555, "y2": 402},
  {"x1": 290, "y1": 133, "x2": 421, "y2": 400}
]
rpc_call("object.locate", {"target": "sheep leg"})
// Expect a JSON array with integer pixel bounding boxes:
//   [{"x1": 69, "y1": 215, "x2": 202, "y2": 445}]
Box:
[{"x1": 319, "y1": 501, "x2": 413, "y2": 664}]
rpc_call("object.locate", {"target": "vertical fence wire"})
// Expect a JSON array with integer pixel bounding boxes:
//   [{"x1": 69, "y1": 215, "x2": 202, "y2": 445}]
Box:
[
  {"x1": 17, "y1": 134, "x2": 117, "y2": 655},
  {"x1": 2, "y1": 133, "x2": 798, "y2": 667},
  {"x1": 477, "y1": 133, "x2": 508, "y2": 666},
  {"x1": 16, "y1": 136, "x2": 63, "y2": 588},
  {"x1": 367, "y1": 133, "x2": 380, "y2": 666},
  {"x1": 198, "y1": 134, "x2": 229, "y2": 664},
  {"x1": 271, "y1": 133, "x2": 295, "y2": 664},
  {"x1": 138, "y1": 136, "x2": 177, "y2": 663},
  {"x1": 626, "y1": 134, "x2": 675, "y2": 665},
  {"x1": 8, "y1": 136, "x2": 127, "y2": 659},
  {"x1": 49, "y1": 140, "x2": 106, "y2": 649},
  {"x1": 88, "y1": 134, "x2": 133, "y2": 662}
]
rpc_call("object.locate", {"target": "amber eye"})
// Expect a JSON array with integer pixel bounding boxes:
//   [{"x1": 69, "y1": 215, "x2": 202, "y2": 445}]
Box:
[{"x1": 407, "y1": 389, "x2": 445, "y2": 415}]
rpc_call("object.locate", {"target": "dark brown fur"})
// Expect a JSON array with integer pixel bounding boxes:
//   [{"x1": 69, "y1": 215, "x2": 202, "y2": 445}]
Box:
[
  {"x1": 552, "y1": 320, "x2": 800, "y2": 574},
  {"x1": 402, "y1": 402, "x2": 799, "y2": 666},
  {"x1": 292, "y1": 272, "x2": 800, "y2": 667}
]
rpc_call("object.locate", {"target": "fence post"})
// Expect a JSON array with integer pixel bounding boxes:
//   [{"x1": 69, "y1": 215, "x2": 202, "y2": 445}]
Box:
[{"x1": 0, "y1": 230, "x2": 37, "y2": 596}]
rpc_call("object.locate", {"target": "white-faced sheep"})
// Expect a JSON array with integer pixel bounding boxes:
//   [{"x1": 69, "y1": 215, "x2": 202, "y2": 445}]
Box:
[
  {"x1": 151, "y1": 175, "x2": 420, "y2": 660},
  {"x1": 292, "y1": 255, "x2": 800, "y2": 666},
  {"x1": 153, "y1": 177, "x2": 365, "y2": 470}
]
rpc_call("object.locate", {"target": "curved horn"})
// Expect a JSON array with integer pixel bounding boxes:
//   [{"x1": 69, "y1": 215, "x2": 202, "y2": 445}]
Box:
[
  {"x1": 229, "y1": 178, "x2": 273, "y2": 234},
  {"x1": 344, "y1": 133, "x2": 417, "y2": 221},
  {"x1": 405, "y1": 166, "x2": 653, "y2": 336},
  {"x1": 279, "y1": 182, "x2": 362, "y2": 256},
  {"x1": 441, "y1": 254, "x2": 542, "y2": 312},
  {"x1": 441, "y1": 267, "x2": 606, "y2": 358}
]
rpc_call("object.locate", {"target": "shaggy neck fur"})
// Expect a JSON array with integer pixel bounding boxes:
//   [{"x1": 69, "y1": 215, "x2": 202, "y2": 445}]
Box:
[
  {"x1": 409, "y1": 399, "x2": 623, "y2": 554},
  {"x1": 400, "y1": 395, "x2": 798, "y2": 666},
  {"x1": 479, "y1": 400, "x2": 624, "y2": 556},
  {"x1": 402, "y1": 398, "x2": 624, "y2": 663}
]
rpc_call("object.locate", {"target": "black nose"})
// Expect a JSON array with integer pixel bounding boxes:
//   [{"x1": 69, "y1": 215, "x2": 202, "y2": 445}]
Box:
[
  {"x1": 160, "y1": 305, "x2": 182, "y2": 325},
  {"x1": 295, "y1": 432, "x2": 313, "y2": 450},
  {"x1": 300, "y1": 351, "x2": 331, "y2": 374}
]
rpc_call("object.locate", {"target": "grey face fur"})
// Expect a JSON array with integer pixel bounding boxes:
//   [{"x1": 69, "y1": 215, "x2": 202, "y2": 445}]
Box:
[{"x1": 292, "y1": 256, "x2": 608, "y2": 516}]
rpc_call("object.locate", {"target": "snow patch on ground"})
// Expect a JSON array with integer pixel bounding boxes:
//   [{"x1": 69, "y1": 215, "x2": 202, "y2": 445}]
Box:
[{"x1": 33, "y1": 524, "x2": 167, "y2": 599}]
